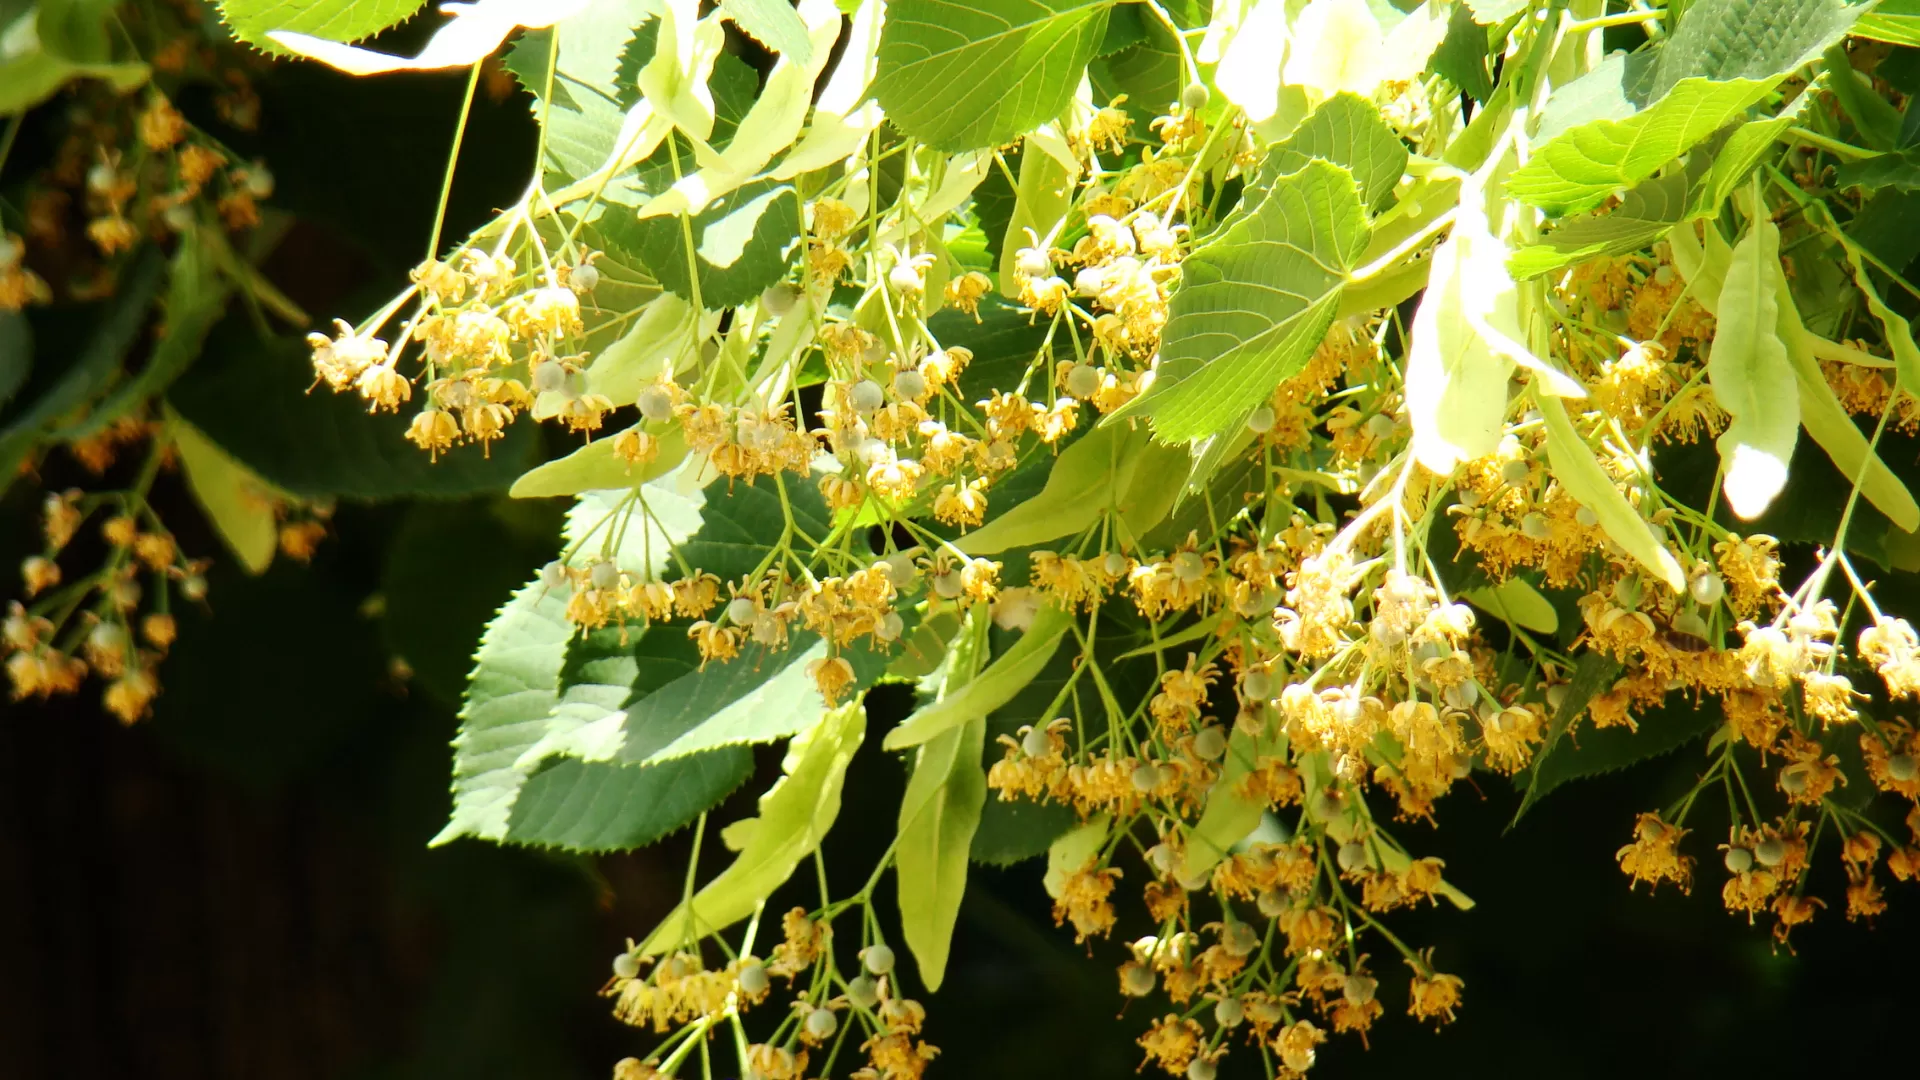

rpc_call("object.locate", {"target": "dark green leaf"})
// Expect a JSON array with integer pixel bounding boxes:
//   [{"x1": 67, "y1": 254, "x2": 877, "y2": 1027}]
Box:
[
  {"x1": 0, "y1": 250, "x2": 164, "y2": 494},
  {"x1": 167, "y1": 324, "x2": 538, "y2": 499},
  {"x1": 1430, "y1": 0, "x2": 1493, "y2": 102},
  {"x1": 596, "y1": 175, "x2": 802, "y2": 309},
  {"x1": 1835, "y1": 147, "x2": 1920, "y2": 193},
  {"x1": 505, "y1": 749, "x2": 754, "y2": 851}
]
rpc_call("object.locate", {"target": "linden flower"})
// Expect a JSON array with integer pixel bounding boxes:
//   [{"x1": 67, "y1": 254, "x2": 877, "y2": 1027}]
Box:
[
  {"x1": 1617, "y1": 812, "x2": 1694, "y2": 894},
  {"x1": 1053, "y1": 860, "x2": 1121, "y2": 941},
  {"x1": 308, "y1": 319, "x2": 390, "y2": 392},
  {"x1": 405, "y1": 408, "x2": 461, "y2": 456},
  {"x1": 1405, "y1": 953, "x2": 1464, "y2": 1026},
  {"x1": 1136, "y1": 1015, "x2": 1202, "y2": 1075},
  {"x1": 806, "y1": 654, "x2": 856, "y2": 705},
  {"x1": 1274, "y1": 1018, "x2": 1325, "y2": 1072},
  {"x1": 932, "y1": 478, "x2": 988, "y2": 528}
]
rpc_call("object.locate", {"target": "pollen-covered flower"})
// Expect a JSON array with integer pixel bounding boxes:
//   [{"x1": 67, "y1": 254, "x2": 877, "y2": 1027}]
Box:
[{"x1": 1616, "y1": 812, "x2": 1694, "y2": 894}]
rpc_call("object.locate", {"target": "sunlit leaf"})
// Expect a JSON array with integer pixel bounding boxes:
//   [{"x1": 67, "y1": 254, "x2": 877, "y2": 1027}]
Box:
[
  {"x1": 1121, "y1": 159, "x2": 1367, "y2": 442},
  {"x1": 875, "y1": 0, "x2": 1116, "y2": 151}
]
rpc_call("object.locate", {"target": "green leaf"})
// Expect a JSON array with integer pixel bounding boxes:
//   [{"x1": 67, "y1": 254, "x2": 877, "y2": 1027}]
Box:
[
  {"x1": 956, "y1": 423, "x2": 1182, "y2": 555},
  {"x1": 433, "y1": 575, "x2": 574, "y2": 845},
  {"x1": 1461, "y1": 578, "x2": 1560, "y2": 635},
  {"x1": 1043, "y1": 814, "x2": 1110, "y2": 897},
  {"x1": 721, "y1": 0, "x2": 814, "y2": 60},
  {"x1": 895, "y1": 616, "x2": 990, "y2": 990},
  {"x1": 1527, "y1": 693, "x2": 1724, "y2": 803},
  {"x1": 0, "y1": 313, "x2": 27, "y2": 411},
  {"x1": 0, "y1": 4, "x2": 147, "y2": 112},
  {"x1": 996, "y1": 137, "x2": 1076, "y2": 298},
  {"x1": 1122, "y1": 159, "x2": 1367, "y2": 442},
  {"x1": 0, "y1": 250, "x2": 163, "y2": 492},
  {"x1": 1775, "y1": 273, "x2": 1920, "y2": 532},
  {"x1": 509, "y1": 428, "x2": 689, "y2": 499},
  {"x1": 1510, "y1": 77, "x2": 1781, "y2": 216},
  {"x1": 598, "y1": 175, "x2": 802, "y2": 309},
  {"x1": 1512, "y1": 651, "x2": 1621, "y2": 824},
  {"x1": 62, "y1": 229, "x2": 234, "y2": 442},
  {"x1": 641, "y1": 701, "x2": 868, "y2": 954},
  {"x1": 1255, "y1": 93, "x2": 1408, "y2": 211},
  {"x1": 504, "y1": 3, "x2": 658, "y2": 193},
  {"x1": 1824, "y1": 45, "x2": 1902, "y2": 150},
  {"x1": 506, "y1": 749, "x2": 754, "y2": 851},
  {"x1": 166, "y1": 325, "x2": 538, "y2": 500},
  {"x1": 875, "y1": 0, "x2": 1116, "y2": 152},
  {"x1": 1538, "y1": 394, "x2": 1686, "y2": 590},
  {"x1": 1708, "y1": 218, "x2": 1800, "y2": 520},
  {"x1": 215, "y1": 0, "x2": 432, "y2": 51},
  {"x1": 167, "y1": 407, "x2": 284, "y2": 574},
  {"x1": 1835, "y1": 147, "x2": 1920, "y2": 193},
  {"x1": 884, "y1": 603, "x2": 1074, "y2": 750},
  {"x1": 1089, "y1": 13, "x2": 1182, "y2": 126},
  {"x1": 1509, "y1": 171, "x2": 1692, "y2": 279},
  {"x1": 1178, "y1": 722, "x2": 1284, "y2": 881},
  {"x1": 1644, "y1": 0, "x2": 1860, "y2": 99},
  {"x1": 898, "y1": 607, "x2": 990, "y2": 983},
  {"x1": 1857, "y1": 1, "x2": 1920, "y2": 47},
  {"x1": 1429, "y1": 0, "x2": 1493, "y2": 101}
]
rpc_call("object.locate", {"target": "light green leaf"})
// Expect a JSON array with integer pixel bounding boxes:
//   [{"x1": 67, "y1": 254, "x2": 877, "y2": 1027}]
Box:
[
  {"x1": 1509, "y1": 171, "x2": 1692, "y2": 279},
  {"x1": 1538, "y1": 394, "x2": 1686, "y2": 591},
  {"x1": 1043, "y1": 814, "x2": 1111, "y2": 898},
  {"x1": 1511, "y1": 77, "x2": 1780, "y2": 216},
  {"x1": 1255, "y1": 93, "x2": 1408, "y2": 211},
  {"x1": 0, "y1": 5, "x2": 148, "y2": 113},
  {"x1": 957, "y1": 423, "x2": 1181, "y2": 554},
  {"x1": 1643, "y1": 0, "x2": 1859, "y2": 99},
  {"x1": 1775, "y1": 273, "x2": 1920, "y2": 532},
  {"x1": 874, "y1": 0, "x2": 1116, "y2": 152},
  {"x1": 1709, "y1": 219, "x2": 1799, "y2": 520},
  {"x1": 505, "y1": 2, "x2": 661, "y2": 194},
  {"x1": 1857, "y1": 0, "x2": 1920, "y2": 46},
  {"x1": 510, "y1": 428, "x2": 689, "y2": 499},
  {"x1": 895, "y1": 629, "x2": 990, "y2": 990},
  {"x1": 1835, "y1": 233, "x2": 1920, "y2": 395},
  {"x1": 641, "y1": 701, "x2": 868, "y2": 954},
  {"x1": 720, "y1": 0, "x2": 813, "y2": 60},
  {"x1": 884, "y1": 603, "x2": 1074, "y2": 750},
  {"x1": 997, "y1": 140, "x2": 1076, "y2": 298},
  {"x1": 1122, "y1": 159, "x2": 1367, "y2": 442},
  {"x1": 898, "y1": 607, "x2": 990, "y2": 983},
  {"x1": 1462, "y1": 578, "x2": 1560, "y2": 635},
  {"x1": 215, "y1": 0, "x2": 432, "y2": 51},
  {"x1": 167, "y1": 408, "x2": 283, "y2": 574},
  {"x1": 1178, "y1": 723, "x2": 1284, "y2": 881}
]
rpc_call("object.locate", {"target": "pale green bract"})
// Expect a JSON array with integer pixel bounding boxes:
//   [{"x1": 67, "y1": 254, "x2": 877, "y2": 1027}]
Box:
[
  {"x1": 1121, "y1": 159, "x2": 1368, "y2": 443},
  {"x1": 873, "y1": 0, "x2": 1116, "y2": 152},
  {"x1": 1709, "y1": 219, "x2": 1799, "y2": 521},
  {"x1": 641, "y1": 701, "x2": 868, "y2": 955},
  {"x1": 883, "y1": 604, "x2": 1074, "y2": 750},
  {"x1": 894, "y1": 612, "x2": 990, "y2": 992}
]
